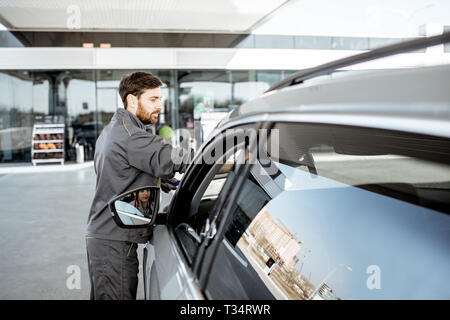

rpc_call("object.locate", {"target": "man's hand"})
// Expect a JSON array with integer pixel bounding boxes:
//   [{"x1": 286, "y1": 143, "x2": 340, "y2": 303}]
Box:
[{"x1": 160, "y1": 177, "x2": 180, "y2": 193}]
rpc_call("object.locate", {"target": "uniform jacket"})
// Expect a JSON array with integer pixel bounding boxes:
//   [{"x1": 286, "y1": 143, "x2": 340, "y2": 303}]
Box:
[{"x1": 87, "y1": 108, "x2": 191, "y2": 243}]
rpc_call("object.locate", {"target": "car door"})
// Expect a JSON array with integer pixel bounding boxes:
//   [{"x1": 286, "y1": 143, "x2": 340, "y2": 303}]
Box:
[
  {"x1": 143, "y1": 122, "x2": 261, "y2": 299},
  {"x1": 200, "y1": 119, "x2": 450, "y2": 300}
]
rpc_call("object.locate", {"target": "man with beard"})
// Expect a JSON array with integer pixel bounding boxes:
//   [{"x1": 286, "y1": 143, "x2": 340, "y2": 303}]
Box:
[{"x1": 86, "y1": 72, "x2": 192, "y2": 300}]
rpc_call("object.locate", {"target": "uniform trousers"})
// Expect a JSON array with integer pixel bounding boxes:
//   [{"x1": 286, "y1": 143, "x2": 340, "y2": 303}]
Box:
[{"x1": 86, "y1": 237, "x2": 139, "y2": 300}]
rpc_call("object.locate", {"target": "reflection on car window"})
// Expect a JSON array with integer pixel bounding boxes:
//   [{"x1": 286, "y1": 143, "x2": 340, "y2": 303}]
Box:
[
  {"x1": 207, "y1": 123, "x2": 450, "y2": 300},
  {"x1": 269, "y1": 123, "x2": 450, "y2": 214},
  {"x1": 202, "y1": 156, "x2": 235, "y2": 200}
]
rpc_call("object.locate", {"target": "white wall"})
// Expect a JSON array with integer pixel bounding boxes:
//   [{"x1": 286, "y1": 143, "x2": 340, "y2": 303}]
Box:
[{"x1": 1, "y1": 47, "x2": 449, "y2": 71}]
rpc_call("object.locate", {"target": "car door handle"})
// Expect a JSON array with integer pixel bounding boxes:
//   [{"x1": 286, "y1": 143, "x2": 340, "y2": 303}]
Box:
[{"x1": 176, "y1": 223, "x2": 202, "y2": 243}]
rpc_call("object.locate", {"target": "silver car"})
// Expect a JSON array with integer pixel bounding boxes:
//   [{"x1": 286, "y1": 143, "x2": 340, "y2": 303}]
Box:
[{"x1": 111, "y1": 32, "x2": 450, "y2": 300}]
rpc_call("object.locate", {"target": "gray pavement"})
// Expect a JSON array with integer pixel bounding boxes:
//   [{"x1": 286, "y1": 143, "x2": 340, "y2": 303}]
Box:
[{"x1": 0, "y1": 165, "x2": 147, "y2": 299}]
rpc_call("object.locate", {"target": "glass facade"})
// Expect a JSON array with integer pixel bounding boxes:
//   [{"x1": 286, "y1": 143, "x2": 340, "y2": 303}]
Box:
[
  {"x1": 0, "y1": 69, "x2": 290, "y2": 164},
  {"x1": 0, "y1": 28, "x2": 433, "y2": 164},
  {"x1": 1, "y1": 71, "x2": 38, "y2": 163}
]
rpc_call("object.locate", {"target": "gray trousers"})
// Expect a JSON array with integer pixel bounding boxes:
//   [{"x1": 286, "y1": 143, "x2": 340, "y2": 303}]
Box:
[{"x1": 86, "y1": 237, "x2": 139, "y2": 300}]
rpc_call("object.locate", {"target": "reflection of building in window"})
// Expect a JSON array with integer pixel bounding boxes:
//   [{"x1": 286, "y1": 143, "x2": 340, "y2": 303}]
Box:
[
  {"x1": 249, "y1": 209, "x2": 301, "y2": 269},
  {"x1": 238, "y1": 208, "x2": 317, "y2": 300}
]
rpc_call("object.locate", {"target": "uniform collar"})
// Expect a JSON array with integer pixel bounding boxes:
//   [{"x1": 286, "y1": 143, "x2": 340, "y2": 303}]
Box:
[{"x1": 116, "y1": 108, "x2": 145, "y2": 130}]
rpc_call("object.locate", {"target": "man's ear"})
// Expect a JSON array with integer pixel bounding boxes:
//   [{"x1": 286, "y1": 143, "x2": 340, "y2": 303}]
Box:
[{"x1": 126, "y1": 94, "x2": 137, "y2": 110}]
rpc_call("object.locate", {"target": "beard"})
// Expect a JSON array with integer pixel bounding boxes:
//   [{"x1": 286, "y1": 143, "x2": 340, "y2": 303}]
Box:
[{"x1": 136, "y1": 101, "x2": 159, "y2": 125}]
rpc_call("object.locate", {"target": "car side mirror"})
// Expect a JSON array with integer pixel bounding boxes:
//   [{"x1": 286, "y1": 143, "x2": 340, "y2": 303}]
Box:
[{"x1": 108, "y1": 186, "x2": 160, "y2": 229}]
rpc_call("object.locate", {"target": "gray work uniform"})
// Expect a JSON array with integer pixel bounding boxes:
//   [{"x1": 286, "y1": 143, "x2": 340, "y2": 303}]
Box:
[{"x1": 86, "y1": 108, "x2": 191, "y2": 300}]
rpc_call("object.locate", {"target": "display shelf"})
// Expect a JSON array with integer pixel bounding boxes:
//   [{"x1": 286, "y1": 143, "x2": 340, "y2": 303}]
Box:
[{"x1": 31, "y1": 123, "x2": 65, "y2": 166}]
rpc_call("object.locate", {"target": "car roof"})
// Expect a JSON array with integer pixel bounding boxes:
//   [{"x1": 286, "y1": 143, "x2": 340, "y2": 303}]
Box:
[
  {"x1": 207, "y1": 64, "x2": 450, "y2": 141},
  {"x1": 231, "y1": 64, "x2": 450, "y2": 120}
]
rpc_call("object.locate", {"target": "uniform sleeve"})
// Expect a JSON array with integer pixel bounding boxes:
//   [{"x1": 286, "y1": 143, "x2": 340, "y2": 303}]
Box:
[{"x1": 127, "y1": 132, "x2": 192, "y2": 178}]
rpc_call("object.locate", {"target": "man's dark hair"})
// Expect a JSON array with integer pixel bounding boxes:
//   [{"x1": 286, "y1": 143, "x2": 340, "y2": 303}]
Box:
[{"x1": 119, "y1": 72, "x2": 163, "y2": 109}]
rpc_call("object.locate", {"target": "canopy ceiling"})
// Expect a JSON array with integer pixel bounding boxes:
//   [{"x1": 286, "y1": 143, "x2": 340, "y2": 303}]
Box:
[{"x1": 0, "y1": 0, "x2": 291, "y2": 33}]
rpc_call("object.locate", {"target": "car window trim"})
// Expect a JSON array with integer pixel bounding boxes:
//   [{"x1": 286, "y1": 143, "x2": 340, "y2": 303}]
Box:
[
  {"x1": 167, "y1": 123, "x2": 258, "y2": 272},
  {"x1": 188, "y1": 162, "x2": 224, "y2": 218},
  {"x1": 191, "y1": 123, "x2": 260, "y2": 275},
  {"x1": 197, "y1": 121, "x2": 270, "y2": 290}
]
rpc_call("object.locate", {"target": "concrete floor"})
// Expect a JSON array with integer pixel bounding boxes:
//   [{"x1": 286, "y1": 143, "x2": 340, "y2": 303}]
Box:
[{"x1": 0, "y1": 165, "x2": 147, "y2": 299}]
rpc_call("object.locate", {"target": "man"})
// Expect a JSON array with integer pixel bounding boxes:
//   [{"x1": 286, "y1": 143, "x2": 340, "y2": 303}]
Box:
[{"x1": 86, "y1": 72, "x2": 192, "y2": 300}]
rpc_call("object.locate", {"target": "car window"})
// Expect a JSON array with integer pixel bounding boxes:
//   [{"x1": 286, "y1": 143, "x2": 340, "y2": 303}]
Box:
[
  {"x1": 204, "y1": 162, "x2": 276, "y2": 299},
  {"x1": 172, "y1": 125, "x2": 254, "y2": 266},
  {"x1": 174, "y1": 153, "x2": 238, "y2": 264},
  {"x1": 205, "y1": 122, "x2": 450, "y2": 300}
]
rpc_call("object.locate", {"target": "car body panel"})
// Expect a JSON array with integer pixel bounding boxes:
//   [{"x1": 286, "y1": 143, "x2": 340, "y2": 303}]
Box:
[{"x1": 144, "y1": 225, "x2": 204, "y2": 300}]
